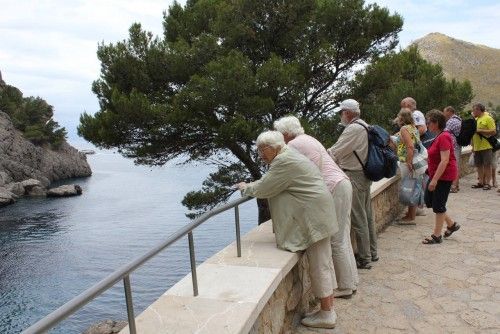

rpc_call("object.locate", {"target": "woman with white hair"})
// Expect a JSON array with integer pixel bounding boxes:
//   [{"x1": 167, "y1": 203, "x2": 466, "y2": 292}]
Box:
[
  {"x1": 237, "y1": 130, "x2": 339, "y2": 329},
  {"x1": 274, "y1": 116, "x2": 359, "y2": 299}
]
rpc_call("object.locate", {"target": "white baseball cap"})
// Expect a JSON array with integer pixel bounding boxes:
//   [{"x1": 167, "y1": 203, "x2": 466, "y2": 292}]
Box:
[{"x1": 333, "y1": 99, "x2": 360, "y2": 114}]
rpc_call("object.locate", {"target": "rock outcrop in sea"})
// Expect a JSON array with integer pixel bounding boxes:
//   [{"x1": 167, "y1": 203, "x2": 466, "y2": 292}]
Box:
[{"x1": 0, "y1": 111, "x2": 92, "y2": 207}]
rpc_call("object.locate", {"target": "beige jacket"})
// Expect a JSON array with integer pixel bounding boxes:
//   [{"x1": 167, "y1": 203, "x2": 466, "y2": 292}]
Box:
[
  {"x1": 328, "y1": 118, "x2": 369, "y2": 171},
  {"x1": 243, "y1": 146, "x2": 338, "y2": 252}
]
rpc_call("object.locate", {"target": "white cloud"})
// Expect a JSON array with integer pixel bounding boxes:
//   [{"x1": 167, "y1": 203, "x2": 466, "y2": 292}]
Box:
[
  {"x1": 1, "y1": 0, "x2": 498, "y2": 139},
  {"x1": 0, "y1": 0, "x2": 184, "y2": 138},
  {"x1": 373, "y1": 0, "x2": 500, "y2": 48}
]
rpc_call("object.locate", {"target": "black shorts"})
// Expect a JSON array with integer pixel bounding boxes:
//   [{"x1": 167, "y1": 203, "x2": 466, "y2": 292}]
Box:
[{"x1": 424, "y1": 180, "x2": 452, "y2": 214}]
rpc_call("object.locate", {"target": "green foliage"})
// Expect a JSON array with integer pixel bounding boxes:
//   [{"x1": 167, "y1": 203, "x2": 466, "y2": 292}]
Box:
[
  {"x1": 342, "y1": 46, "x2": 473, "y2": 140},
  {"x1": 0, "y1": 84, "x2": 67, "y2": 148},
  {"x1": 78, "y1": 0, "x2": 404, "y2": 220},
  {"x1": 182, "y1": 162, "x2": 249, "y2": 218}
]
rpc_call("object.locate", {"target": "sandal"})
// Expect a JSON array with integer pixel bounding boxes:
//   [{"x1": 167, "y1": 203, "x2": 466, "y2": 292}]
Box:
[
  {"x1": 444, "y1": 222, "x2": 460, "y2": 238},
  {"x1": 471, "y1": 184, "x2": 484, "y2": 189},
  {"x1": 422, "y1": 234, "x2": 442, "y2": 244},
  {"x1": 450, "y1": 186, "x2": 459, "y2": 193},
  {"x1": 483, "y1": 184, "x2": 492, "y2": 190}
]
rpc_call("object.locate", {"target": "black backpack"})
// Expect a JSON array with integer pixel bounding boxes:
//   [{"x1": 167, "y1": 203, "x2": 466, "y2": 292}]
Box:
[
  {"x1": 353, "y1": 121, "x2": 398, "y2": 181},
  {"x1": 421, "y1": 130, "x2": 436, "y2": 149},
  {"x1": 456, "y1": 118, "x2": 476, "y2": 147},
  {"x1": 479, "y1": 134, "x2": 500, "y2": 152}
]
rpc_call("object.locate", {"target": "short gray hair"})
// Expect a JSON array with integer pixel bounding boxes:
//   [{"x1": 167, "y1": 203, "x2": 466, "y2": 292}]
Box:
[
  {"x1": 256, "y1": 131, "x2": 285, "y2": 149},
  {"x1": 273, "y1": 116, "x2": 305, "y2": 137}
]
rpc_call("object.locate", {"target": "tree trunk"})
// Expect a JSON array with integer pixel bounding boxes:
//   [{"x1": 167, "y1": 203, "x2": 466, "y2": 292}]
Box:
[{"x1": 257, "y1": 198, "x2": 270, "y2": 225}]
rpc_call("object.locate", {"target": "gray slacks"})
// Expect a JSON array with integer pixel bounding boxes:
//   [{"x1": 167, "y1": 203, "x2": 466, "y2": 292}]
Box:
[{"x1": 345, "y1": 170, "x2": 377, "y2": 263}]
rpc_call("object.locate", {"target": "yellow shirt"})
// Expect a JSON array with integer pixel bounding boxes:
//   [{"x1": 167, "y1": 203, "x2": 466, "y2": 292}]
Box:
[
  {"x1": 472, "y1": 113, "x2": 496, "y2": 151},
  {"x1": 396, "y1": 125, "x2": 419, "y2": 162}
]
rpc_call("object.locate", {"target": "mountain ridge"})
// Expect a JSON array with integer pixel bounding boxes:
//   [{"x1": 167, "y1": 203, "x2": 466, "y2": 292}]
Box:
[{"x1": 411, "y1": 32, "x2": 500, "y2": 107}]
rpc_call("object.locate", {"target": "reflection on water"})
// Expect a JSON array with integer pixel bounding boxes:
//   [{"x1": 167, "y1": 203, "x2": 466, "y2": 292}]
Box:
[
  {"x1": 0, "y1": 150, "x2": 258, "y2": 333},
  {"x1": 0, "y1": 210, "x2": 65, "y2": 241}
]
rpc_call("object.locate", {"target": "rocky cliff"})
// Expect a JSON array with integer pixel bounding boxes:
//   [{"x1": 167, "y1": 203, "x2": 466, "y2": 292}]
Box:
[
  {"x1": 412, "y1": 32, "x2": 500, "y2": 107},
  {"x1": 0, "y1": 111, "x2": 91, "y2": 206}
]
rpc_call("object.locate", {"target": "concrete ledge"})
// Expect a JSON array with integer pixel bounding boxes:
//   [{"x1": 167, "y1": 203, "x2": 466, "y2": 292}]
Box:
[{"x1": 119, "y1": 223, "x2": 299, "y2": 334}]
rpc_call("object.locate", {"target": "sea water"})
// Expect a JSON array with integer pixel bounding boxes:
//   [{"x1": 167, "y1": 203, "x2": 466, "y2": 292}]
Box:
[{"x1": 0, "y1": 149, "x2": 258, "y2": 333}]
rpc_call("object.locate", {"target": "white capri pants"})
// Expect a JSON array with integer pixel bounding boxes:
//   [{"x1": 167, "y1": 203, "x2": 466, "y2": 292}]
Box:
[
  {"x1": 306, "y1": 237, "x2": 336, "y2": 298},
  {"x1": 331, "y1": 178, "x2": 359, "y2": 289}
]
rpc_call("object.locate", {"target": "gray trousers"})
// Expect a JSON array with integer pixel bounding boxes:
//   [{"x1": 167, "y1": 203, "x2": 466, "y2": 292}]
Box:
[{"x1": 345, "y1": 170, "x2": 377, "y2": 263}]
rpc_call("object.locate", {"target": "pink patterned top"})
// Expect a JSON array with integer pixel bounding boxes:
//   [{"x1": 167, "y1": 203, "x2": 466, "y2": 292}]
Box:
[{"x1": 288, "y1": 134, "x2": 349, "y2": 192}]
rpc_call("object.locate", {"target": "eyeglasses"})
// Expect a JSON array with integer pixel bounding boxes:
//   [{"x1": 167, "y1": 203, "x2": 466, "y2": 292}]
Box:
[{"x1": 257, "y1": 145, "x2": 273, "y2": 157}]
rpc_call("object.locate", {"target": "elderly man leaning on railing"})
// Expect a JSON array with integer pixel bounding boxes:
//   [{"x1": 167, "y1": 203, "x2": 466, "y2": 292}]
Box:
[{"x1": 236, "y1": 130, "x2": 339, "y2": 329}]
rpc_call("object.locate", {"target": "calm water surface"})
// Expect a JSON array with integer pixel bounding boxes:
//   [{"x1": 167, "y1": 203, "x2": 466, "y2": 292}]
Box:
[{"x1": 0, "y1": 149, "x2": 257, "y2": 333}]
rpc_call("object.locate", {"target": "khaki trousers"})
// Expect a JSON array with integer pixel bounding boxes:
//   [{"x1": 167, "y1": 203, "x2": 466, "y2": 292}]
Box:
[{"x1": 345, "y1": 170, "x2": 377, "y2": 263}]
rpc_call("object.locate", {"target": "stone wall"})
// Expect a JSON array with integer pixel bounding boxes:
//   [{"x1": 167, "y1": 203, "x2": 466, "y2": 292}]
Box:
[
  {"x1": 371, "y1": 177, "x2": 405, "y2": 233},
  {"x1": 249, "y1": 258, "x2": 316, "y2": 334},
  {"x1": 458, "y1": 148, "x2": 474, "y2": 177}
]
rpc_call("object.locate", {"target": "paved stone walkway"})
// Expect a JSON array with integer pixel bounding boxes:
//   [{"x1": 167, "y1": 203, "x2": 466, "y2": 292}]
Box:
[{"x1": 294, "y1": 173, "x2": 500, "y2": 334}]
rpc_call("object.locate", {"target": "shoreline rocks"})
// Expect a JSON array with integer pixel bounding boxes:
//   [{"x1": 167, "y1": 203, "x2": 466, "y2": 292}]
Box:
[
  {"x1": 47, "y1": 184, "x2": 82, "y2": 197},
  {"x1": 83, "y1": 320, "x2": 127, "y2": 334},
  {"x1": 0, "y1": 110, "x2": 92, "y2": 208},
  {"x1": 0, "y1": 182, "x2": 84, "y2": 207}
]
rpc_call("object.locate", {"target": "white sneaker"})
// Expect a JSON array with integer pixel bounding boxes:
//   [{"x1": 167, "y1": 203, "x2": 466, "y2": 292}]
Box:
[
  {"x1": 303, "y1": 304, "x2": 321, "y2": 317},
  {"x1": 416, "y1": 208, "x2": 427, "y2": 216},
  {"x1": 301, "y1": 309, "x2": 337, "y2": 329},
  {"x1": 333, "y1": 288, "x2": 354, "y2": 299}
]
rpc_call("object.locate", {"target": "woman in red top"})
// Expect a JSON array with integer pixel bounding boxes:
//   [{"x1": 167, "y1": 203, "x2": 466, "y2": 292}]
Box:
[{"x1": 422, "y1": 110, "x2": 461, "y2": 244}]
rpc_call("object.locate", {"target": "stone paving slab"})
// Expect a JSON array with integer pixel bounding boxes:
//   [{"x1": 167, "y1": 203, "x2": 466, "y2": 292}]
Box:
[{"x1": 294, "y1": 173, "x2": 500, "y2": 334}]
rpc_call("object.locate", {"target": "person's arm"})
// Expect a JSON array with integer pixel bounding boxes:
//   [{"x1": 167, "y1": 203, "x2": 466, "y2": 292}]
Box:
[
  {"x1": 416, "y1": 124, "x2": 427, "y2": 136},
  {"x1": 428, "y1": 149, "x2": 450, "y2": 191},
  {"x1": 238, "y1": 158, "x2": 291, "y2": 198},
  {"x1": 388, "y1": 137, "x2": 397, "y2": 151},
  {"x1": 476, "y1": 128, "x2": 496, "y2": 137},
  {"x1": 401, "y1": 127, "x2": 414, "y2": 172},
  {"x1": 476, "y1": 117, "x2": 497, "y2": 137}
]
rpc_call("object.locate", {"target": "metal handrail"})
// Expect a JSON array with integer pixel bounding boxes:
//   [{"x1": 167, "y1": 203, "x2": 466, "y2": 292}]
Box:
[{"x1": 22, "y1": 195, "x2": 253, "y2": 334}]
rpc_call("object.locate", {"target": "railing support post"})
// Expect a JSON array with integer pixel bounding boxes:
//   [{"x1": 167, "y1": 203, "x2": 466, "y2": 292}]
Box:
[
  {"x1": 123, "y1": 275, "x2": 136, "y2": 334},
  {"x1": 235, "y1": 205, "x2": 241, "y2": 257},
  {"x1": 188, "y1": 232, "x2": 198, "y2": 296}
]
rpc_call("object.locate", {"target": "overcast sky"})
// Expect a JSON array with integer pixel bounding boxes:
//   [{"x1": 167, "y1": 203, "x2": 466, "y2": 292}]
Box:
[{"x1": 1, "y1": 0, "x2": 499, "y2": 141}]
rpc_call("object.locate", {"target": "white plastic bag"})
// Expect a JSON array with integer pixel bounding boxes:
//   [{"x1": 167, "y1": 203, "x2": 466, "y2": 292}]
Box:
[
  {"x1": 412, "y1": 142, "x2": 428, "y2": 175},
  {"x1": 399, "y1": 175, "x2": 421, "y2": 206},
  {"x1": 468, "y1": 152, "x2": 475, "y2": 167}
]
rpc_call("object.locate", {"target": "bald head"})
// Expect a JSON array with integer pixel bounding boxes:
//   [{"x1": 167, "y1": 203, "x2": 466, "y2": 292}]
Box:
[{"x1": 400, "y1": 97, "x2": 417, "y2": 111}]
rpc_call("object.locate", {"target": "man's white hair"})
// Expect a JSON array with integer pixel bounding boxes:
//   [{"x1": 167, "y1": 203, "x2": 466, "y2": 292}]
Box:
[
  {"x1": 273, "y1": 116, "x2": 305, "y2": 137},
  {"x1": 256, "y1": 131, "x2": 285, "y2": 149}
]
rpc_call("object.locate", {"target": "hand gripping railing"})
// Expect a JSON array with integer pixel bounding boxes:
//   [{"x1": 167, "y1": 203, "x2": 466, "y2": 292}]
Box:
[{"x1": 22, "y1": 196, "x2": 253, "y2": 334}]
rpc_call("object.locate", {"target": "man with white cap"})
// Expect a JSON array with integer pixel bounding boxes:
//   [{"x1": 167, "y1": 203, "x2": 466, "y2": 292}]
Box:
[{"x1": 327, "y1": 99, "x2": 377, "y2": 269}]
